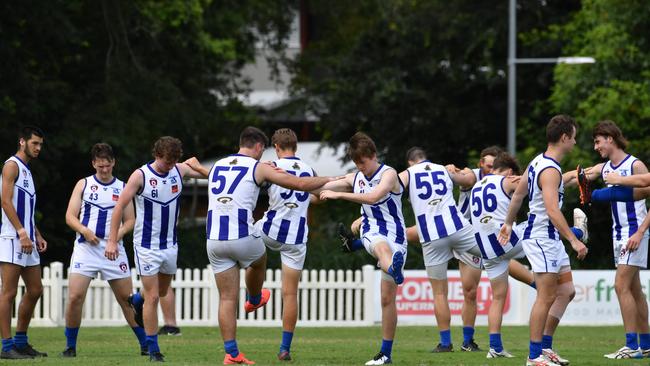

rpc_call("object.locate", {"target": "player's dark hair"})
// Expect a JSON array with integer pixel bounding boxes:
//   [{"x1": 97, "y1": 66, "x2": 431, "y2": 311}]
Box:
[
  {"x1": 271, "y1": 128, "x2": 298, "y2": 151},
  {"x1": 240, "y1": 126, "x2": 269, "y2": 149},
  {"x1": 480, "y1": 145, "x2": 503, "y2": 160},
  {"x1": 348, "y1": 132, "x2": 377, "y2": 163},
  {"x1": 492, "y1": 152, "x2": 520, "y2": 175},
  {"x1": 19, "y1": 125, "x2": 44, "y2": 142},
  {"x1": 546, "y1": 115, "x2": 577, "y2": 143},
  {"x1": 152, "y1": 136, "x2": 183, "y2": 161},
  {"x1": 406, "y1": 147, "x2": 427, "y2": 162},
  {"x1": 91, "y1": 143, "x2": 115, "y2": 161},
  {"x1": 592, "y1": 120, "x2": 628, "y2": 150}
]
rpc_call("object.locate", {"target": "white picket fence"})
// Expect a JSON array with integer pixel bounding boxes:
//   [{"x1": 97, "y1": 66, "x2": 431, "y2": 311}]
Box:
[{"x1": 8, "y1": 262, "x2": 376, "y2": 327}]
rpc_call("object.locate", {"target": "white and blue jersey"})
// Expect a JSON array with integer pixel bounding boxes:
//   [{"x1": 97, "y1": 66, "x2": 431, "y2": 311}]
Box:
[
  {"x1": 260, "y1": 157, "x2": 313, "y2": 245},
  {"x1": 458, "y1": 168, "x2": 482, "y2": 220},
  {"x1": 133, "y1": 163, "x2": 182, "y2": 250},
  {"x1": 76, "y1": 175, "x2": 124, "y2": 244},
  {"x1": 0, "y1": 156, "x2": 36, "y2": 242},
  {"x1": 207, "y1": 154, "x2": 260, "y2": 241},
  {"x1": 356, "y1": 164, "x2": 407, "y2": 246},
  {"x1": 522, "y1": 153, "x2": 563, "y2": 240},
  {"x1": 407, "y1": 160, "x2": 468, "y2": 242},
  {"x1": 470, "y1": 174, "x2": 519, "y2": 259},
  {"x1": 602, "y1": 154, "x2": 648, "y2": 241}
]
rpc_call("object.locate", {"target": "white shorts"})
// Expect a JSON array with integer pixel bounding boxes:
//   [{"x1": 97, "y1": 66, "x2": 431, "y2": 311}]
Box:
[
  {"x1": 260, "y1": 232, "x2": 306, "y2": 271},
  {"x1": 0, "y1": 238, "x2": 40, "y2": 267},
  {"x1": 521, "y1": 238, "x2": 570, "y2": 273},
  {"x1": 614, "y1": 234, "x2": 649, "y2": 269},
  {"x1": 362, "y1": 233, "x2": 407, "y2": 284},
  {"x1": 207, "y1": 235, "x2": 266, "y2": 274},
  {"x1": 453, "y1": 249, "x2": 483, "y2": 269},
  {"x1": 134, "y1": 245, "x2": 178, "y2": 276},
  {"x1": 483, "y1": 244, "x2": 526, "y2": 279},
  {"x1": 422, "y1": 226, "x2": 481, "y2": 267},
  {"x1": 69, "y1": 240, "x2": 131, "y2": 280}
]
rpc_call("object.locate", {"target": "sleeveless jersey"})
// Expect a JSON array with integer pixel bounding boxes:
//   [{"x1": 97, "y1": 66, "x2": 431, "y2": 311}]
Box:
[
  {"x1": 356, "y1": 164, "x2": 406, "y2": 246},
  {"x1": 458, "y1": 168, "x2": 482, "y2": 220},
  {"x1": 602, "y1": 154, "x2": 648, "y2": 240},
  {"x1": 133, "y1": 163, "x2": 182, "y2": 249},
  {"x1": 76, "y1": 175, "x2": 125, "y2": 245},
  {"x1": 522, "y1": 153, "x2": 563, "y2": 240},
  {"x1": 0, "y1": 156, "x2": 36, "y2": 241},
  {"x1": 470, "y1": 174, "x2": 519, "y2": 259},
  {"x1": 407, "y1": 160, "x2": 467, "y2": 243},
  {"x1": 260, "y1": 157, "x2": 314, "y2": 245},
  {"x1": 206, "y1": 154, "x2": 260, "y2": 241}
]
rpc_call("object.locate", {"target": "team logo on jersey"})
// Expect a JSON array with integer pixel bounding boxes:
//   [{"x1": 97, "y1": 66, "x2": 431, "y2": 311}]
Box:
[
  {"x1": 284, "y1": 202, "x2": 298, "y2": 209},
  {"x1": 112, "y1": 194, "x2": 119, "y2": 201},
  {"x1": 22, "y1": 169, "x2": 27, "y2": 176},
  {"x1": 113, "y1": 188, "x2": 120, "y2": 194},
  {"x1": 90, "y1": 184, "x2": 98, "y2": 192},
  {"x1": 479, "y1": 216, "x2": 492, "y2": 224},
  {"x1": 424, "y1": 164, "x2": 431, "y2": 171},
  {"x1": 229, "y1": 158, "x2": 238, "y2": 165},
  {"x1": 359, "y1": 180, "x2": 365, "y2": 188},
  {"x1": 119, "y1": 262, "x2": 128, "y2": 273},
  {"x1": 216, "y1": 196, "x2": 233, "y2": 204},
  {"x1": 102, "y1": 187, "x2": 108, "y2": 191},
  {"x1": 292, "y1": 162, "x2": 300, "y2": 170},
  {"x1": 427, "y1": 198, "x2": 442, "y2": 206},
  {"x1": 171, "y1": 184, "x2": 178, "y2": 193},
  {"x1": 619, "y1": 169, "x2": 629, "y2": 176},
  {"x1": 170, "y1": 177, "x2": 177, "y2": 184},
  {"x1": 150, "y1": 178, "x2": 158, "y2": 187},
  {"x1": 162, "y1": 180, "x2": 167, "y2": 185}
]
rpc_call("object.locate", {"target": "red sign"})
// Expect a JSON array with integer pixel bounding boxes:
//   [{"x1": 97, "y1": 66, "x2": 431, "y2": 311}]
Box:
[{"x1": 395, "y1": 276, "x2": 510, "y2": 316}]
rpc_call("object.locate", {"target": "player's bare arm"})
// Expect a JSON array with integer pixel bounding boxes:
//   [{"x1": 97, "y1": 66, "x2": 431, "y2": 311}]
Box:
[
  {"x1": 34, "y1": 227, "x2": 47, "y2": 253},
  {"x1": 605, "y1": 161, "x2": 650, "y2": 186},
  {"x1": 179, "y1": 157, "x2": 209, "y2": 178},
  {"x1": 117, "y1": 200, "x2": 136, "y2": 241},
  {"x1": 256, "y1": 162, "x2": 337, "y2": 192},
  {"x1": 106, "y1": 170, "x2": 142, "y2": 260},
  {"x1": 498, "y1": 173, "x2": 528, "y2": 245},
  {"x1": 539, "y1": 169, "x2": 587, "y2": 260},
  {"x1": 450, "y1": 168, "x2": 476, "y2": 189},
  {"x1": 320, "y1": 169, "x2": 398, "y2": 204},
  {"x1": 65, "y1": 178, "x2": 100, "y2": 245},
  {"x1": 564, "y1": 163, "x2": 604, "y2": 186},
  {"x1": 312, "y1": 173, "x2": 354, "y2": 195},
  {"x1": 1, "y1": 160, "x2": 34, "y2": 254}
]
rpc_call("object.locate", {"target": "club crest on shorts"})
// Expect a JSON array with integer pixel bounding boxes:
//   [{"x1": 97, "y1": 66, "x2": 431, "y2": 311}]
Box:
[{"x1": 119, "y1": 262, "x2": 128, "y2": 273}]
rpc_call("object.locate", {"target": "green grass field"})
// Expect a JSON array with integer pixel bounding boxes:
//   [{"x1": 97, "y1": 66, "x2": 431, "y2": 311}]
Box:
[{"x1": 10, "y1": 326, "x2": 645, "y2": 365}]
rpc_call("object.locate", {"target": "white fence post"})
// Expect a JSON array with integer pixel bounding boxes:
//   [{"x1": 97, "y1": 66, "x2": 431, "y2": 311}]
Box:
[
  {"x1": 49, "y1": 261, "x2": 64, "y2": 326},
  {"x1": 362, "y1": 265, "x2": 375, "y2": 325}
]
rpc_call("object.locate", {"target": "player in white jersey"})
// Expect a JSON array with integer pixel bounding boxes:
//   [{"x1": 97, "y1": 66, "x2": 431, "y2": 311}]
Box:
[
  {"x1": 499, "y1": 115, "x2": 588, "y2": 366},
  {"x1": 206, "y1": 127, "x2": 336, "y2": 365},
  {"x1": 107, "y1": 137, "x2": 208, "y2": 362},
  {"x1": 60, "y1": 143, "x2": 146, "y2": 357},
  {"x1": 0, "y1": 126, "x2": 47, "y2": 359},
  {"x1": 563, "y1": 120, "x2": 650, "y2": 359},
  {"x1": 318, "y1": 132, "x2": 408, "y2": 366},
  {"x1": 254, "y1": 129, "x2": 316, "y2": 361}
]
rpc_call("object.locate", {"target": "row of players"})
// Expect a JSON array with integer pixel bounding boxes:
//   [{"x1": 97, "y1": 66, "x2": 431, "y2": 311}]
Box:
[{"x1": 0, "y1": 117, "x2": 648, "y2": 365}]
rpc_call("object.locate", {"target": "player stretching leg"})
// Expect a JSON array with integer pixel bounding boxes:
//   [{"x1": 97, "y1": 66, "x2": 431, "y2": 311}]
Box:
[
  {"x1": 61, "y1": 143, "x2": 145, "y2": 357},
  {"x1": 107, "y1": 137, "x2": 208, "y2": 362},
  {"x1": 499, "y1": 115, "x2": 588, "y2": 366},
  {"x1": 207, "y1": 127, "x2": 335, "y2": 365}
]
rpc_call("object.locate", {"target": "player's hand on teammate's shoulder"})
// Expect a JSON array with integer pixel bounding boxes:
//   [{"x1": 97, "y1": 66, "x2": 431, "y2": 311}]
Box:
[
  {"x1": 497, "y1": 224, "x2": 512, "y2": 246},
  {"x1": 182, "y1": 156, "x2": 200, "y2": 168},
  {"x1": 603, "y1": 171, "x2": 622, "y2": 185},
  {"x1": 570, "y1": 238, "x2": 588, "y2": 260},
  {"x1": 507, "y1": 175, "x2": 522, "y2": 184},
  {"x1": 445, "y1": 164, "x2": 460, "y2": 174}
]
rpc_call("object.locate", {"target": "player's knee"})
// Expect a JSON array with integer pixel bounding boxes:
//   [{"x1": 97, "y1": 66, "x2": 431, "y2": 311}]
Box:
[
  {"x1": 380, "y1": 292, "x2": 394, "y2": 308},
  {"x1": 462, "y1": 285, "x2": 478, "y2": 301},
  {"x1": 614, "y1": 281, "x2": 631, "y2": 296},
  {"x1": 25, "y1": 283, "x2": 43, "y2": 299},
  {"x1": 68, "y1": 291, "x2": 85, "y2": 305},
  {"x1": 0, "y1": 286, "x2": 18, "y2": 300}
]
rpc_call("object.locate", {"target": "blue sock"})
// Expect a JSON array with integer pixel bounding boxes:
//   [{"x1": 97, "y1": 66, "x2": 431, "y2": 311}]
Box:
[
  {"x1": 626, "y1": 332, "x2": 639, "y2": 350},
  {"x1": 132, "y1": 326, "x2": 147, "y2": 348},
  {"x1": 351, "y1": 239, "x2": 364, "y2": 251},
  {"x1": 489, "y1": 333, "x2": 503, "y2": 353},
  {"x1": 65, "y1": 327, "x2": 79, "y2": 349},
  {"x1": 529, "y1": 281, "x2": 537, "y2": 289},
  {"x1": 132, "y1": 292, "x2": 144, "y2": 307},
  {"x1": 380, "y1": 339, "x2": 393, "y2": 358},
  {"x1": 542, "y1": 334, "x2": 553, "y2": 349},
  {"x1": 592, "y1": 186, "x2": 633, "y2": 202},
  {"x1": 13, "y1": 332, "x2": 27, "y2": 349},
  {"x1": 280, "y1": 331, "x2": 293, "y2": 353},
  {"x1": 639, "y1": 333, "x2": 650, "y2": 350},
  {"x1": 1, "y1": 338, "x2": 14, "y2": 352},
  {"x1": 440, "y1": 329, "x2": 451, "y2": 347},
  {"x1": 146, "y1": 334, "x2": 160, "y2": 354},
  {"x1": 570, "y1": 227, "x2": 584, "y2": 240},
  {"x1": 462, "y1": 326, "x2": 475, "y2": 345},
  {"x1": 529, "y1": 341, "x2": 542, "y2": 359},
  {"x1": 224, "y1": 339, "x2": 239, "y2": 357},
  {"x1": 248, "y1": 293, "x2": 261, "y2": 306}
]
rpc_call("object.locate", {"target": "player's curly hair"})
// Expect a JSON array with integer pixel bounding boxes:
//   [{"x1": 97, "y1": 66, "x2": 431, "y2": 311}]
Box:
[
  {"x1": 91, "y1": 143, "x2": 114, "y2": 161},
  {"x1": 592, "y1": 120, "x2": 628, "y2": 150},
  {"x1": 348, "y1": 132, "x2": 377, "y2": 163},
  {"x1": 271, "y1": 128, "x2": 298, "y2": 151},
  {"x1": 152, "y1": 136, "x2": 183, "y2": 161}
]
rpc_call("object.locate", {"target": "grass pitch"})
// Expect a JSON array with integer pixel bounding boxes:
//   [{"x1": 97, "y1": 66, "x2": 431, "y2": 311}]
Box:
[{"x1": 11, "y1": 325, "x2": 645, "y2": 365}]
